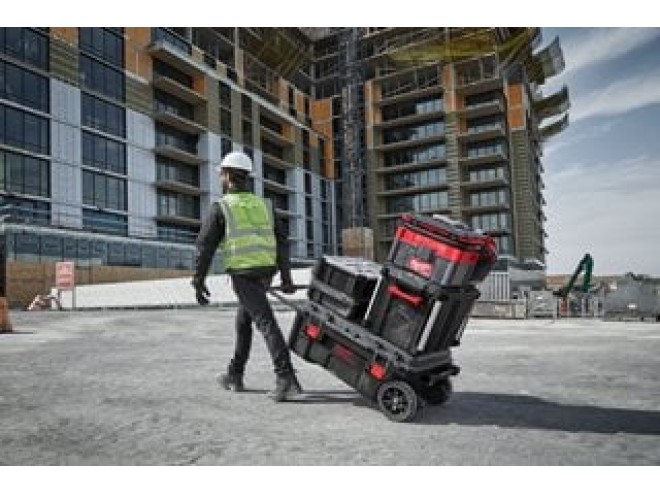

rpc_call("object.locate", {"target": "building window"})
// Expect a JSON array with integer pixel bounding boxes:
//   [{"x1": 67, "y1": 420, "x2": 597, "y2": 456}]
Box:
[
  {"x1": 263, "y1": 163, "x2": 286, "y2": 184},
  {"x1": 494, "y1": 235, "x2": 511, "y2": 255},
  {"x1": 0, "y1": 150, "x2": 49, "y2": 197},
  {"x1": 383, "y1": 120, "x2": 444, "y2": 144},
  {"x1": 0, "y1": 59, "x2": 49, "y2": 112},
  {"x1": 220, "y1": 109, "x2": 232, "y2": 136},
  {"x1": 385, "y1": 167, "x2": 446, "y2": 190},
  {"x1": 242, "y1": 119, "x2": 252, "y2": 147},
  {"x1": 0, "y1": 104, "x2": 49, "y2": 154},
  {"x1": 157, "y1": 191, "x2": 200, "y2": 219},
  {"x1": 0, "y1": 196, "x2": 50, "y2": 224},
  {"x1": 154, "y1": 89, "x2": 194, "y2": 120},
  {"x1": 153, "y1": 59, "x2": 192, "y2": 88},
  {"x1": 382, "y1": 96, "x2": 442, "y2": 121},
  {"x1": 469, "y1": 166, "x2": 506, "y2": 183},
  {"x1": 80, "y1": 54, "x2": 124, "y2": 101},
  {"x1": 219, "y1": 81, "x2": 232, "y2": 108},
  {"x1": 466, "y1": 139, "x2": 507, "y2": 158},
  {"x1": 79, "y1": 28, "x2": 124, "y2": 67},
  {"x1": 384, "y1": 143, "x2": 445, "y2": 167},
  {"x1": 156, "y1": 157, "x2": 198, "y2": 187},
  {"x1": 82, "y1": 208, "x2": 128, "y2": 236},
  {"x1": 157, "y1": 222, "x2": 198, "y2": 244},
  {"x1": 288, "y1": 86, "x2": 296, "y2": 116},
  {"x1": 386, "y1": 190, "x2": 448, "y2": 214},
  {"x1": 82, "y1": 170, "x2": 127, "y2": 211},
  {"x1": 469, "y1": 189, "x2": 508, "y2": 207},
  {"x1": 152, "y1": 28, "x2": 191, "y2": 55},
  {"x1": 155, "y1": 124, "x2": 197, "y2": 154},
  {"x1": 470, "y1": 212, "x2": 509, "y2": 231},
  {"x1": 81, "y1": 93, "x2": 126, "y2": 137},
  {"x1": 82, "y1": 131, "x2": 126, "y2": 174},
  {"x1": 241, "y1": 94, "x2": 252, "y2": 118},
  {"x1": 0, "y1": 28, "x2": 49, "y2": 70},
  {"x1": 264, "y1": 188, "x2": 288, "y2": 211},
  {"x1": 221, "y1": 136, "x2": 232, "y2": 157}
]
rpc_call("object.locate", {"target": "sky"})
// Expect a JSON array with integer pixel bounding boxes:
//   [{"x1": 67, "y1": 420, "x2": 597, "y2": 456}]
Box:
[{"x1": 540, "y1": 27, "x2": 660, "y2": 276}]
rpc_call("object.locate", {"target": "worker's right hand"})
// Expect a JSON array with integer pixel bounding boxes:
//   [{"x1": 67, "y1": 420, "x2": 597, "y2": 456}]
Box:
[{"x1": 191, "y1": 279, "x2": 211, "y2": 305}]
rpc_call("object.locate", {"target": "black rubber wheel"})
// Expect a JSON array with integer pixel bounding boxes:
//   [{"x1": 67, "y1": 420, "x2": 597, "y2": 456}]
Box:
[
  {"x1": 376, "y1": 380, "x2": 419, "y2": 423},
  {"x1": 421, "y1": 378, "x2": 453, "y2": 406}
]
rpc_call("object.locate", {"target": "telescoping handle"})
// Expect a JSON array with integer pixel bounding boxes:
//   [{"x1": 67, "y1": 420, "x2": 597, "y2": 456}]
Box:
[
  {"x1": 266, "y1": 285, "x2": 310, "y2": 310},
  {"x1": 387, "y1": 284, "x2": 423, "y2": 307}
]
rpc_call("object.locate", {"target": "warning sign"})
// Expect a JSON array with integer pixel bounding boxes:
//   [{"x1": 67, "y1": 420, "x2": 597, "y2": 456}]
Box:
[{"x1": 55, "y1": 261, "x2": 75, "y2": 291}]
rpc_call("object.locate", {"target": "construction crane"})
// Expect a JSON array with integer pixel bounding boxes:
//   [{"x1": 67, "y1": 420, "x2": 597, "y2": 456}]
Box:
[{"x1": 554, "y1": 253, "x2": 594, "y2": 298}]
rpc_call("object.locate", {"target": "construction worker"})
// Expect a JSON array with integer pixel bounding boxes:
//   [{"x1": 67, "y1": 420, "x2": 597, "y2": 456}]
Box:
[{"x1": 192, "y1": 151, "x2": 302, "y2": 402}]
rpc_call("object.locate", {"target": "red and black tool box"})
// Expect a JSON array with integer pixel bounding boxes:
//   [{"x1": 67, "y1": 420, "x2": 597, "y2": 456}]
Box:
[
  {"x1": 363, "y1": 264, "x2": 480, "y2": 355},
  {"x1": 308, "y1": 256, "x2": 381, "y2": 322},
  {"x1": 387, "y1": 213, "x2": 497, "y2": 287},
  {"x1": 289, "y1": 300, "x2": 460, "y2": 422}
]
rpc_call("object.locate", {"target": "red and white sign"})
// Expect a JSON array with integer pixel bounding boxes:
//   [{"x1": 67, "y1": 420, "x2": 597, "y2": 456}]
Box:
[{"x1": 55, "y1": 261, "x2": 75, "y2": 291}]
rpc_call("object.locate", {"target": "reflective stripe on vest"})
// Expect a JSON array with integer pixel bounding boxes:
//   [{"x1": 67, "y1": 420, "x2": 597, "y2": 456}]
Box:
[{"x1": 218, "y1": 193, "x2": 277, "y2": 271}]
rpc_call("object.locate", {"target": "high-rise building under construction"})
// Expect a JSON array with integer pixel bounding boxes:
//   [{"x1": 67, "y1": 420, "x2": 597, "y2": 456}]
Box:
[{"x1": 0, "y1": 28, "x2": 568, "y2": 305}]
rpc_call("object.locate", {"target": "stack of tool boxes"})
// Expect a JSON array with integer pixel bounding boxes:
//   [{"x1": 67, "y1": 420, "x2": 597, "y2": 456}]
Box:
[{"x1": 289, "y1": 213, "x2": 497, "y2": 421}]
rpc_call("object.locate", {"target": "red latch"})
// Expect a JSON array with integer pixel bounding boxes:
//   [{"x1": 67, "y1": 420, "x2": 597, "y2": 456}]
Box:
[{"x1": 387, "y1": 284, "x2": 423, "y2": 307}]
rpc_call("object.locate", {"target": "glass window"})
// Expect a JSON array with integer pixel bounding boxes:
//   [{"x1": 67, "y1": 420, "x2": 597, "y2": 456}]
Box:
[
  {"x1": 81, "y1": 93, "x2": 126, "y2": 137},
  {"x1": 82, "y1": 131, "x2": 126, "y2": 174},
  {"x1": 154, "y1": 89, "x2": 194, "y2": 120},
  {"x1": 0, "y1": 150, "x2": 49, "y2": 197},
  {"x1": 219, "y1": 81, "x2": 232, "y2": 108},
  {"x1": 83, "y1": 209, "x2": 128, "y2": 236},
  {"x1": 0, "y1": 104, "x2": 49, "y2": 154},
  {"x1": 0, "y1": 59, "x2": 49, "y2": 112},
  {"x1": 153, "y1": 59, "x2": 193, "y2": 87},
  {"x1": 79, "y1": 28, "x2": 123, "y2": 67},
  {"x1": 0, "y1": 28, "x2": 48, "y2": 70},
  {"x1": 79, "y1": 54, "x2": 124, "y2": 101},
  {"x1": 83, "y1": 170, "x2": 127, "y2": 211},
  {"x1": 155, "y1": 124, "x2": 197, "y2": 154}
]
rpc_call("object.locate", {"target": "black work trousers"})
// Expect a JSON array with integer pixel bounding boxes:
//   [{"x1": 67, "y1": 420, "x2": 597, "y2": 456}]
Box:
[{"x1": 228, "y1": 275, "x2": 293, "y2": 378}]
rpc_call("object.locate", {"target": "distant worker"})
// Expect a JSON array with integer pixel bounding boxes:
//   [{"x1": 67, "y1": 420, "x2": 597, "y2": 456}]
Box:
[{"x1": 192, "y1": 151, "x2": 302, "y2": 402}]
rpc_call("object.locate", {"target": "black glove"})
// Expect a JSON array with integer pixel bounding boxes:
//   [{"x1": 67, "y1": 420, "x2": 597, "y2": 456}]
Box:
[
  {"x1": 192, "y1": 278, "x2": 210, "y2": 305},
  {"x1": 280, "y1": 276, "x2": 296, "y2": 294}
]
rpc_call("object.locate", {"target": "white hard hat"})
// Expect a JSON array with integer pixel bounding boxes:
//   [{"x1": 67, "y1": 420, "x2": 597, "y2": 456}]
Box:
[{"x1": 218, "y1": 151, "x2": 253, "y2": 174}]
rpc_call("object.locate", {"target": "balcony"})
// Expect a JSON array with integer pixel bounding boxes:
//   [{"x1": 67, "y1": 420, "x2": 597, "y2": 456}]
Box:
[
  {"x1": 377, "y1": 183, "x2": 449, "y2": 197},
  {"x1": 148, "y1": 40, "x2": 206, "y2": 77},
  {"x1": 154, "y1": 145, "x2": 205, "y2": 166},
  {"x1": 375, "y1": 110, "x2": 444, "y2": 130},
  {"x1": 462, "y1": 201, "x2": 510, "y2": 213},
  {"x1": 375, "y1": 157, "x2": 447, "y2": 175},
  {"x1": 154, "y1": 110, "x2": 207, "y2": 135},
  {"x1": 457, "y1": 123, "x2": 506, "y2": 143},
  {"x1": 459, "y1": 149, "x2": 508, "y2": 167},
  {"x1": 376, "y1": 207, "x2": 450, "y2": 220},
  {"x1": 153, "y1": 75, "x2": 207, "y2": 106},
  {"x1": 261, "y1": 126, "x2": 294, "y2": 147},
  {"x1": 460, "y1": 176, "x2": 509, "y2": 190},
  {"x1": 155, "y1": 179, "x2": 202, "y2": 196},
  {"x1": 375, "y1": 133, "x2": 445, "y2": 152},
  {"x1": 263, "y1": 178, "x2": 295, "y2": 195},
  {"x1": 457, "y1": 99, "x2": 505, "y2": 119},
  {"x1": 262, "y1": 152, "x2": 294, "y2": 170},
  {"x1": 456, "y1": 74, "x2": 503, "y2": 96},
  {"x1": 376, "y1": 85, "x2": 443, "y2": 107}
]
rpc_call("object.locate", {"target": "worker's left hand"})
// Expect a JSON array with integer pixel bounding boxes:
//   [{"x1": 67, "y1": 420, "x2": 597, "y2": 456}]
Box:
[{"x1": 192, "y1": 279, "x2": 211, "y2": 305}]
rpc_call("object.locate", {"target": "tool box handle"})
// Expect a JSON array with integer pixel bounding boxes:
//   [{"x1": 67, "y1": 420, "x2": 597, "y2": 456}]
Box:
[{"x1": 387, "y1": 284, "x2": 423, "y2": 307}]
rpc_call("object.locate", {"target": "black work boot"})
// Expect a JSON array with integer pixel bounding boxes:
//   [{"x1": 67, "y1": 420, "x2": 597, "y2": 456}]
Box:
[
  {"x1": 269, "y1": 372, "x2": 303, "y2": 402},
  {"x1": 217, "y1": 370, "x2": 245, "y2": 392}
]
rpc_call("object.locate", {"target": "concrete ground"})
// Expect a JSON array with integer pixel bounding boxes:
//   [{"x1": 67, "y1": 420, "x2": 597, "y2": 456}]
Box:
[{"x1": 1, "y1": 309, "x2": 659, "y2": 465}]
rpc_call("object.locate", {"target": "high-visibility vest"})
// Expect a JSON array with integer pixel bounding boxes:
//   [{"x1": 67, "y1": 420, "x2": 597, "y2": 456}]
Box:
[{"x1": 217, "y1": 192, "x2": 277, "y2": 272}]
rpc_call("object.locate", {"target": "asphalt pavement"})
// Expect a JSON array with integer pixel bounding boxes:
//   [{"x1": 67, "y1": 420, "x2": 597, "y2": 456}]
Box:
[{"x1": 1, "y1": 309, "x2": 659, "y2": 465}]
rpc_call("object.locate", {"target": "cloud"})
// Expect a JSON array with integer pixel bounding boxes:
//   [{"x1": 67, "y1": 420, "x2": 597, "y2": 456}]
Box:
[
  {"x1": 569, "y1": 70, "x2": 660, "y2": 123},
  {"x1": 561, "y1": 28, "x2": 660, "y2": 76},
  {"x1": 544, "y1": 155, "x2": 660, "y2": 275}
]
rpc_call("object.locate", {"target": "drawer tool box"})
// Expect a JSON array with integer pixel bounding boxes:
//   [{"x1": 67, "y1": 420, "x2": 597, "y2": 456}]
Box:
[{"x1": 281, "y1": 214, "x2": 496, "y2": 422}]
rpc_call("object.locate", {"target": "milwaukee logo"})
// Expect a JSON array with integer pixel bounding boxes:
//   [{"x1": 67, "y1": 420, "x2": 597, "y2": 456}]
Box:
[{"x1": 408, "y1": 258, "x2": 433, "y2": 277}]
